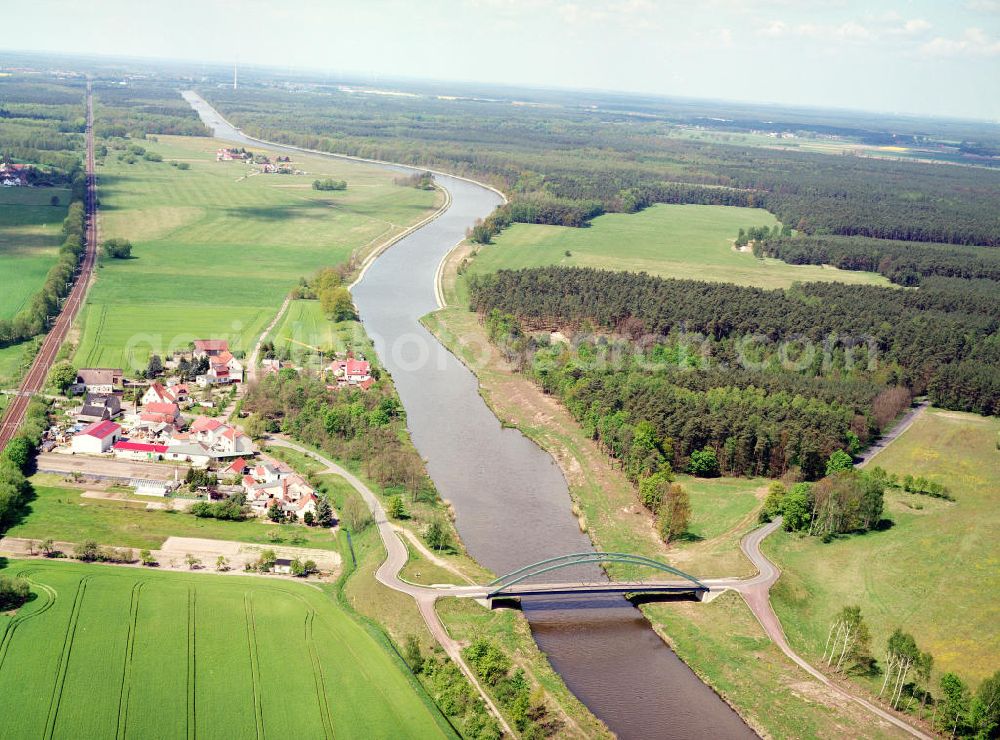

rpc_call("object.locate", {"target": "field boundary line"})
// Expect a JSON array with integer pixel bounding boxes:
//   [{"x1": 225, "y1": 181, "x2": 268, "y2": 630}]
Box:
[
  {"x1": 244, "y1": 593, "x2": 265, "y2": 740},
  {"x1": 304, "y1": 610, "x2": 336, "y2": 738},
  {"x1": 43, "y1": 575, "x2": 91, "y2": 739},
  {"x1": 115, "y1": 581, "x2": 145, "y2": 740},
  {"x1": 187, "y1": 587, "x2": 197, "y2": 740}
]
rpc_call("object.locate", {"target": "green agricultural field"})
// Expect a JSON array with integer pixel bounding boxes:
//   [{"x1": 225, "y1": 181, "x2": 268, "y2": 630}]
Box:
[
  {"x1": 0, "y1": 187, "x2": 70, "y2": 320},
  {"x1": 6, "y1": 482, "x2": 342, "y2": 551},
  {"x1": 0, "y1": 560, "x2": 453, "y2": 739},
  {"x1": 75, "y1": 135, "x2": 438, "y2": 370},
  {"x1": 461, "y1": 204, "x2": 890, "y2": 296},
  {"x1": 766, "y1": 408, "x2": 1000, "y2": 686},
  {"x1": 268, "y1": 300, "x2": 370, "y2": 359}
]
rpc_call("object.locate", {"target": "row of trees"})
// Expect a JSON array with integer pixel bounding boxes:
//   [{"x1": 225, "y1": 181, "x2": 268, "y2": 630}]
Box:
[
  {"x1": 312, "y1": 178, "x2": 346, "y2": 191},
  {"x1": 756, "y1": 234, "x2": 1000, "y2": 287}
]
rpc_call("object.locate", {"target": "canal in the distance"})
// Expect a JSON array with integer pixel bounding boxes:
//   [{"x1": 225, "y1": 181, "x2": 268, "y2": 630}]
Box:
[{"x1": 186, "y1": 91, "x2": 754, "y2": 739}]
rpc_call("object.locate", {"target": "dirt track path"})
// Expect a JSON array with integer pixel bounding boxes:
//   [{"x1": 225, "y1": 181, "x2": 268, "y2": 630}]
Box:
[{"x1": 858, "y1": 401, "x2": 930, "y2": 467}]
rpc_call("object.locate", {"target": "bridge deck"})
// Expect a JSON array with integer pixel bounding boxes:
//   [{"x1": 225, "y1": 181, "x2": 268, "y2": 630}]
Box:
[{"x1": 488, "y1": 580, "x2": 706, "y2": 599}]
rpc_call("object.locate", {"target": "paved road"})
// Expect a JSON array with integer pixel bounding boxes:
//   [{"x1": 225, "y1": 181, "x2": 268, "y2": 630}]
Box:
[
  {"x1": 715, "y1": 517, "x2": 931, "y2": 740},
  {"x1": 858, "y1": 400, "x2": 930, "y2": 467},
  {"x1": 0, "y1": 83, "x2": 99, "y2": 453}
]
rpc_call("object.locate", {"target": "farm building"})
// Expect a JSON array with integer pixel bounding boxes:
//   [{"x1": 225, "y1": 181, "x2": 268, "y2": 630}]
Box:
[
  {"x1": 113, "y1": 440, "x2": 168, "y2": 461},
  {"x1": 273, "y1": 558, "x2": 293, "y2": 574},
  {"x1": 71, "y1": 420, "x2": 122, "y2": 454}
]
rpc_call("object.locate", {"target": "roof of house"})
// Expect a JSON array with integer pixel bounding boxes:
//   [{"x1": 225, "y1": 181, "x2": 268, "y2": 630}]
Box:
[
  {"x1": 358, "y1": 378, "x2": 375, "y2": 391},
  {"x1": 190, "y1": 417, "x2": 223, "y2": 433},
  {"x1": 165, "y1": 442, "x2": 211, "y2": 457},
  {"x1": 274, "y1": 558, "x2": 293, "y2": 566},
  {"x1": 77, "y1": 368, "x2": 122, "y2": 385},
  {"x1": 227, "y1": 457, "x2": 248, "y2": 473},
  {"x1": 144, "y1": 402, "x2": 179, "y2": 416},
  {"x1": 146, "y1": 382, "x2": 175, "y2": 402},
  {"x1": 78, "y1": 420, "x2": 121, "y2": 439},
  {"x1": 114, "y1": 441, "x2": 168, "y2": 454},
  {"x1": 346, "y1": 358, "x2": 370, "y2": 375},
  {"x1": 194, "y1": 339, "x2": 229, "y2": 352}
]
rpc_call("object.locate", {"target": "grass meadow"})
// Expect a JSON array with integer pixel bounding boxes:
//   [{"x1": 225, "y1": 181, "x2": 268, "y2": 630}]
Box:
[
  {"x1": 0, "y1": 560, "x2": 453, "y2": 739},
  {"x1": 0, "y1": 187, "x2": 70, "y2": 320},
  {"x1": 75, "y1": 135, "x2": 438, "y2": 370},
  {"x1": 267, "y1": 300, "x2": 371, "y2": 366},
  {"x1": 6, "y1": 480, "x2": 353, "y2": 552},
  {"x1": 460, "y1": 203, "x2": 889, "y2": 299},
  {"x1": 766, "y1": 408, "x2": 1000, "y2": 686}
]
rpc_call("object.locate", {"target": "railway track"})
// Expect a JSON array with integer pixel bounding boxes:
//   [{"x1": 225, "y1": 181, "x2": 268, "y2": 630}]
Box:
[{"x1": 0, "y1": 82, "x2": 98, "y2": 453}]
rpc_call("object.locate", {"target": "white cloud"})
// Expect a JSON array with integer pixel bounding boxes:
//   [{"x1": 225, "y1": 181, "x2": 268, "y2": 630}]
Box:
[
  {"x1": 964, "y1": 0, "x2": 1000, "y2": 12},
  {"x1": 758, "y1": 16, "x2": 932, "y2": 43},
  {"x1": 921, "y1": 27, "x2": 1000, "y2": 57}
]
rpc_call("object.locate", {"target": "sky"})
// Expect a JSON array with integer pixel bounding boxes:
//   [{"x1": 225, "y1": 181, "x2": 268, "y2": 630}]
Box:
[{"x1": 5, "y1": 0, "x2": 1000, "y2": 120}]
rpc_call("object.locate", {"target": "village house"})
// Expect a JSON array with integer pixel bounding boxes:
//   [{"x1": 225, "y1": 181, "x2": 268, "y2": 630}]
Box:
[
  {"x1": 215, "y1": 147, "x2": 250, "y2": 162},
  {"x1": 71, "y1": 420, "x2": 122, "y2": 454},
  {"x1": 243, "y1": 471, "x2": 319, "y2": 521},
  {"x1": 199, "y1": 351, "x2": 243, "y2": 386},
  {"x1": 186, "y1": 416, "x2": 254, "y2": 458},
  {"x1": 72, "y1": 368, "x2": 124, "y2": 395},
  {"x1": 142, "y1": 381, "x2": 188, "y2": 406},
  {"x1": 193, "y1": 339, "x2": 230, "y2": 359},
  {"x1": 329, "y1": 356, "x2": 373, "y2": 388},
  {"x1": 139, "y1": 401, "x2": 183, "y2": 428},
  {"x1": 76, "y1": 393, "x2": 122, "y2": 423},
  {"x1": 0, "y1": 163, "x2": 31, "y2": 187}
]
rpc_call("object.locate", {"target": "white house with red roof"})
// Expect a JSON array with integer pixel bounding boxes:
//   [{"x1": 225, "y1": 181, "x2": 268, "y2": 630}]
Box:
[
  {"x1": 329, "y1": 356, "x2": 372, "y2": 387},
  {"x1": 185, "y1": 416, "x2": 254, "y2": 458},
  {"x1": 71, "y1": 420, "x2": 122, "y2": 454}
]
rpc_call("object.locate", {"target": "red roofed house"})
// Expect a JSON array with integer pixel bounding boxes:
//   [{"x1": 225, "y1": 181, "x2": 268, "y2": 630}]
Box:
[
  {"x1": 193, "y1": 339, "x2": 230, "y2": 359},
  {"x1": 329, "y1": 356, "x2": 372, "y2": 387},
  {"x1": 113, "y1": 440, "x2": 168, "y2": 461},
  {"x1": 200, "y1": 351, "x2": 243, "y2": 385},
  {"x1": 226, "y1": 457, "x2": 249, "y2": 477},
  {"x1": 71, "y1": 420, "x2": 122, "y2": 454},
  {"x1": 140, "y1": 401, "x2": 182, "y2": 428}
]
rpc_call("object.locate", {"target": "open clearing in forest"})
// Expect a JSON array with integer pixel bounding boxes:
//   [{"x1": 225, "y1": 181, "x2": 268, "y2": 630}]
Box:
[
  {"x1": 765, "y1": 408, "x2": 1000, "y2": 686},
  {"x1": 460, "y1": 203, "x2": 890, "y2": 299},
  {"x1": 0, "y1": 560, "x2": 452, "y2": 739},
  {"x1": 74, "y1": 134, "x2": 438, "y2": 370}
]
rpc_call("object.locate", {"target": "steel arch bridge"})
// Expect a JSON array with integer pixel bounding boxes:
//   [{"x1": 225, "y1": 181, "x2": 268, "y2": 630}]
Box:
[{"x1": 484, "y1": 552, "x2": 707, "y2": 600}]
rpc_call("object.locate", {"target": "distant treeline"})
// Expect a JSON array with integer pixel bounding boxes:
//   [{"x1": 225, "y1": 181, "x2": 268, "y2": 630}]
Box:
[
  {"x1": 0, "y1": 76, "x2": 87, "y2": 179},
  {"x1": 755, "y1": 234, "x2": 1000, "y2": 286},
  {"x1": 470, "y1": 267, "x2": 999, "y2": 418},
  {"x1": 94, "y1": 81, "x2": 209, "y2": 138},
  {"x1": 202, "y1": 86, "x2": 1000, "y2": 246}
]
